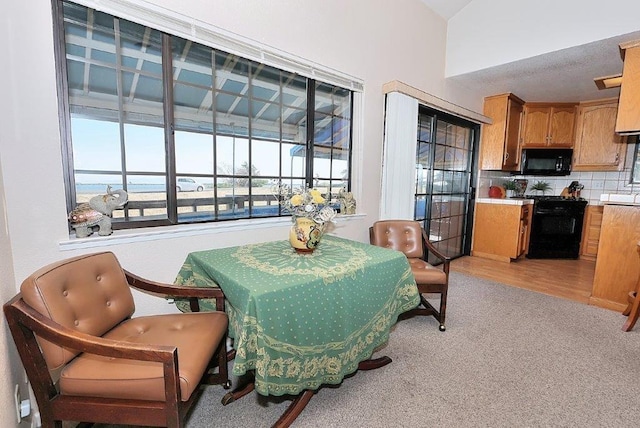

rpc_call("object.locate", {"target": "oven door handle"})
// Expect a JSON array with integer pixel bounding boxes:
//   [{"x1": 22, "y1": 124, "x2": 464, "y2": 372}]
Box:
[{"x1": 534, "y1": 208, "x2": 569, "y2": 215}]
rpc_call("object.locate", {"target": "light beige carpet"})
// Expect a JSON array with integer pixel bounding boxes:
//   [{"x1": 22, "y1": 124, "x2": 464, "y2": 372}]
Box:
[{"x1": 98, "y1": 271, "x2": 640, "y2": 427}]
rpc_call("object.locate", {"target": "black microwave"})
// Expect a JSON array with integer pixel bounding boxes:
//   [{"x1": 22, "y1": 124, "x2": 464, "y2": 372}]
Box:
[{"x1": 520, "y1": 148, "x2": 572, "y2": 176}]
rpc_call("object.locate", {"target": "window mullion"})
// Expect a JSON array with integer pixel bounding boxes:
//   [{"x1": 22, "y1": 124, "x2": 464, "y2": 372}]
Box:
[
  {"x1": 247, "y1": 64, "x2": 254, "y2": 216},
  {"x1": 113, "y1": 18, "x2": 129, "y2": 221},
  {"x1": 162, "y1": 33, "x2": 178, "y2": 224},
  {"x1": 305, "y1": 80, "x2": 315, "y2": 188},
  {"x1": 277, "y1": 72, "x2": 283, "y2": 213},
  {"x1": 347, "y1": 93, "x2": 354, "y2": 191},
  {"x1": 53, "y1": 0, "x2": 77, "y2": 216},
  {"x1": 212, "y1": 50, "x2": 219, "y2": 220}
]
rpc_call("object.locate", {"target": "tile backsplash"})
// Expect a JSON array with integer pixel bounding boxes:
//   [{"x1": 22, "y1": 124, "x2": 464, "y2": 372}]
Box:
[{"x1": 477, "y1": 145, "x2": 640, "y2": 205}]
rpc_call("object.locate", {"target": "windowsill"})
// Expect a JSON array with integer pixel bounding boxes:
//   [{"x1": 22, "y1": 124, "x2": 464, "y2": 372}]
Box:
[{"x1": 59, "y1": 214, "x2": 366, "y2": 251}]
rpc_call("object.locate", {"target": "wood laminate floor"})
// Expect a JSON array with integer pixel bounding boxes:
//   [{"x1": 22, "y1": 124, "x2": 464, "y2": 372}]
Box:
[{"x1": 450, "y1": 256, "x2": 596, "y2": 305}]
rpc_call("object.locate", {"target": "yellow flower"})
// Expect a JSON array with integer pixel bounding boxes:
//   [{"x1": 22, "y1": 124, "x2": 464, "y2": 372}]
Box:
[
  {"x1": 309, "y1": 189, "x2": 325, "y2": 203},
  {"x1": 290, "y1": 194, "x2": 304, "y2": 206}
]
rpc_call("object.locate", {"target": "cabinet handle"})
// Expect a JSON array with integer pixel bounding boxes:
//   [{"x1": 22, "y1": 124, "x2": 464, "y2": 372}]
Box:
[
  {"x1": 615, "y1": 153, "x2": 620, "y2": 162},
  {"x1": 505, "y1": 152, "x2": 510, "y2": 160}
]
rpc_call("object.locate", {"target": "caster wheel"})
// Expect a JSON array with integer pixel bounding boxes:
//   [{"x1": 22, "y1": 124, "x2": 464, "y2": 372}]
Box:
[
  {"x1": 223, "y1": 380, "x2": 232, "y2": 389},
  {"x1": 439, "y1": 325, "x2": 446, "y2": 332}
]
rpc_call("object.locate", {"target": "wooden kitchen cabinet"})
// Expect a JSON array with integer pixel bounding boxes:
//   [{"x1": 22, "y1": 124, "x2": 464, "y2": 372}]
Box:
[
  {"x1": 580, "y1": 205, "x2": 604, "y2": 261},
  {"x1": 616, "y1": 40, "x2": 640, "y2": 135},
  {"x1": 479, "y1": 93, "x2": 524, "y2": 171},
  {"x1": 518, "y1": 204, "x2": 531, "y2": 257},
  {"x1": 472, "y1": 202, "x2": 532, "y2": 262},
  {"x1": 521, "y1": 103, "x2": 577, "y2": 148},
  {"x1": 573, "y1": 98, "x2": 625, "y2": 171},
  {"x1": 590, "y1": 204, "x2": 640, "y2": 311}
]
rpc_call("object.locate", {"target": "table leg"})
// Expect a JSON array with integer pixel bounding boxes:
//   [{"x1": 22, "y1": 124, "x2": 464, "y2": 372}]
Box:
[
  {"x1": 224, "y1": 356, "x2": 392, "y2": 426},
  {"x1": 227, "y1": 348, "x2": 236, "y2": 361},
  {"x1": 358, "y1": 356, "x2": 392, "y2": 370},
  {"x1": 221, "y1": 371, "x2": 255, "y2": 405},
  {"x1": 271, "y1": 390, "x2": 315, "y2": 428},
  {"x1": 270, "y1": 356, "x2": 392, "y2": 427}
]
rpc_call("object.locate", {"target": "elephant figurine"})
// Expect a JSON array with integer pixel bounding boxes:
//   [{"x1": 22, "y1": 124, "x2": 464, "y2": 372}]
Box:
[
  {"x1": 337, "y1": 188, "x2": 356, "y2": 215},
  {"x1": 68, "y1": 186, "x2": 128, "y2": 238}
]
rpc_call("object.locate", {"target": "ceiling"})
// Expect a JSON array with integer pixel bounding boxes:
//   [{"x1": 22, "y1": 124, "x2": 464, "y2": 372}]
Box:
[
  {"x1": 65, "y1": 3, "x2": 351, "y2": 151},
  {"x1": 421, "y1": 0, "x2": 472, "y2": 20},
  {"x1": 447, "y1": 31, "x2": 640, "y2": 103},
  {"x1": 421, "y1": 0, "x2": 640, "y2": 104}
]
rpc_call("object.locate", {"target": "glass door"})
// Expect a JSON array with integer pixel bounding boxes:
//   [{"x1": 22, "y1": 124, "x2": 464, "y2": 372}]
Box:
[{"x1": 415, "y1": 106, "x2": 478, "y2": 263}]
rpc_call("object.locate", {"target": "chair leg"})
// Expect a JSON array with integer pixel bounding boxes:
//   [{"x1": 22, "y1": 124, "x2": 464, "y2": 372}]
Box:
[
  {"x1": 623, "y1": 244, "x2": 640, "y2": 331},
  {"x1": 406, "y1": 291, "x2": 447, "y2": 332},
  {"x1": 623, "y1": 291, "x2": 640, "y2": 332},
  {"x1": 623, "y1": 291, "x2": 636, "y2": 316},
  {"x1": 438, "y1": 285, "x2": 448, "y2": 332}
]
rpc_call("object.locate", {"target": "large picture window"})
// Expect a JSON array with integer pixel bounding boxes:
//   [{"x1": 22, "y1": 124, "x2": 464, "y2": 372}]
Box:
[{"x1": 56, "y1": 0, "x2": 352, "y2": 231}]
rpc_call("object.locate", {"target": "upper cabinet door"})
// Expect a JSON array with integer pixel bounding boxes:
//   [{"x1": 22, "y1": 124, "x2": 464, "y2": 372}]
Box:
[
  {"x1": 573, "y1": 99, "x2": 625, "y2": 171},
  {"x1": 521, "y1": 103, "x2": 576, "y2": 148},
  {"x1": 616, "y1": 41, "x2": 640, "y2": 135},
  {"x1": 548, "y1": 106, "x2": 576, "y2": 147},
  {"x1": 521, "y1": 106, "x2": 549, "y2": 147},
  {"x1": 504, "y1": 98, "x2": 523, "y2": 168},
  {"x1": 479, "y1": 93, "x2": 524, "y2": 171}
]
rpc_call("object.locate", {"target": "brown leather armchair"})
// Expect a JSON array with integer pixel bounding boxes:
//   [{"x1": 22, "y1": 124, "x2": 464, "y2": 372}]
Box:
[
  {"x1": 3, "y1": 252, "x2": 230, "y2": 428},
  {"x1": 370, "y1": 220, "x2": 450, "y2": 331}
]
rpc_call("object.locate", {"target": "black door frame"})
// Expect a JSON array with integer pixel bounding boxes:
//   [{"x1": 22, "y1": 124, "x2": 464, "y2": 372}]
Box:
[{"x1": 415, "y1": 105, "x2": 479, "y2": 260}]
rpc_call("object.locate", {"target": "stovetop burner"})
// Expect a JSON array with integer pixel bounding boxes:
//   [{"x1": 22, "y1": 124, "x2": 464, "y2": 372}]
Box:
[{"x1": 525, "y1": 195, "x2": 586, "y2": 202}]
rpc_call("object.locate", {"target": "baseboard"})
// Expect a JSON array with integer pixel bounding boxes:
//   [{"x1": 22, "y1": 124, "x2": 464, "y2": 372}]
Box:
[
  {"x1": 470, "y1": 251, "x2": 513, "y2": 263},
  {"x1": 588, "y1": 296, "x2": 626, "y2": 312}
]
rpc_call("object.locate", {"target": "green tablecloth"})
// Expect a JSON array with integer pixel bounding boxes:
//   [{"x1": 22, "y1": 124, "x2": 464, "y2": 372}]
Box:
[{"x1": 175, "y1": 235, "x2": 419, "y2": 396}]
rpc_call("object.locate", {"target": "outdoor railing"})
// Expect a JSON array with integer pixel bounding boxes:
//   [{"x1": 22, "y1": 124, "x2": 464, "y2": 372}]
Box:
[{"x1": 125, "y1": 194, "x2": 280, "y2": 218}]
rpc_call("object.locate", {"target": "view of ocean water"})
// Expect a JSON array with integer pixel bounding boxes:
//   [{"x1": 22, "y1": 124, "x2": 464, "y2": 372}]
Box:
[{"x1": 76, "y1": 183, "x2": 166, "y2": 194}]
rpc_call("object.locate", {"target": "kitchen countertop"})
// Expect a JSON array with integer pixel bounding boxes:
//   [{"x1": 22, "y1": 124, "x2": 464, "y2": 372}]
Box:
[
  {"x1": 476, "y1": 198, "x2": 534, "y2": 206},
  {"x1": 599, "y1": 193, "x2": 640, "y2": 205}
]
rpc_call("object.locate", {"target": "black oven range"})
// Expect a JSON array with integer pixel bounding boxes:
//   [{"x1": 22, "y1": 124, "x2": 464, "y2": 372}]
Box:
[{"x1": 525, "y1": 195, "x2": 588, "y2": 259}]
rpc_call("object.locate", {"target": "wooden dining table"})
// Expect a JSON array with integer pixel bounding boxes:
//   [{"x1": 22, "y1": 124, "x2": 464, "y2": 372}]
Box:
[{"x1": 175, "y1": 234, "x2": 419, "y2": 426}]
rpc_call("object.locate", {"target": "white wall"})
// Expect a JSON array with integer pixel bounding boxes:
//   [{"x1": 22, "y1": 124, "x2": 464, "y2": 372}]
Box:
[
  {"x1": 0, "y1": 0, "x2": 459, "y2": 290},
  {"x1": 0, "y1": 1, "x2": 462, "y2": 423},
  {"x1": 446, "y1": 0, "x2": 640, "y2": 77},
  {"x1": 0, "y1": 160, "x2": 27, "y2": 425},
  {"x1": 0, "y1": 2, "x2": 31, "y2": 426}
]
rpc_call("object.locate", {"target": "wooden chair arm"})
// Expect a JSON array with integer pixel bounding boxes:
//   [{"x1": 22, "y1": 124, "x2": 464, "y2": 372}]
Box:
[
  {"x1": 7, "y1": 297, "x2": 177, "y2": 364},
  {"x1": 421, "y1": 229, "x2": 451, "y2": 271},
  {"x1": 124, "y1": 270, "x2": 225, "y2": 299},
  {"x1": 124, "y1": 270, "x2": 226, "y2": 312}
]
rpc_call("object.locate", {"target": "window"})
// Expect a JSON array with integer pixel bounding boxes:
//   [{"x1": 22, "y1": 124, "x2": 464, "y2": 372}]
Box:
[
  {"x1": 56, "y1": 0, "x2": 352, "y2": 231},
  {"x1": 631, "y1": 138, "x2": 640, "y2": 184}
]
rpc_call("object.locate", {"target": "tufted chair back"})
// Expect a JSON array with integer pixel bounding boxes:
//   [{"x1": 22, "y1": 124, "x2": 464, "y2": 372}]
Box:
[
  {"x1": 369, "y1": 220, "x2": 425, "y2": 259},
  {"x1": 20, "y1": 252, "x2": 135, "y2": 370}
]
